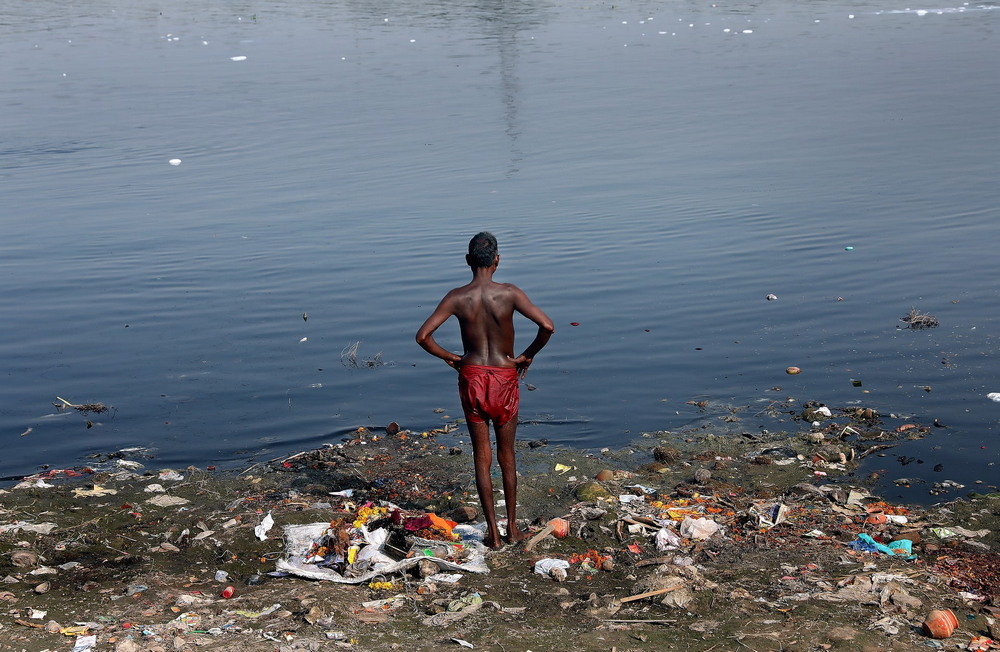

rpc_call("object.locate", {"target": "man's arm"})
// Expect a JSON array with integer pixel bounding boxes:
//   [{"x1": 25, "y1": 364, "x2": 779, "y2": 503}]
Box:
[
  {"x1": 509, "y1": 287, "x2": 555, "y2": 378},
  {"x1": 416, "y1": 295, "x2": 463, "y2": 368}
]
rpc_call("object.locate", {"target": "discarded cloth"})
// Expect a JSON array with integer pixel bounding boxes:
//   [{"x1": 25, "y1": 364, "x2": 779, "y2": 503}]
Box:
[{"x1": 849, "y1": 533, "x2": 916, "y2": 560}]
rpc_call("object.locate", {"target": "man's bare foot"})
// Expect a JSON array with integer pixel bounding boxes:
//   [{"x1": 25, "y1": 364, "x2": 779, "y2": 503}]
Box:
[
  {"x1": 506, "y1": 528, "x2": 532, "y2": 544},
  {"x1": 484, "y1": 533, "x2": 504, "y2": 549}
]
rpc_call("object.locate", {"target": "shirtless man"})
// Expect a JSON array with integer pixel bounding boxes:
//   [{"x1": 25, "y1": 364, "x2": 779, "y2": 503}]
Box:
[{"x1": 416, "y1": 232, "x2": 554, "y2": 548}]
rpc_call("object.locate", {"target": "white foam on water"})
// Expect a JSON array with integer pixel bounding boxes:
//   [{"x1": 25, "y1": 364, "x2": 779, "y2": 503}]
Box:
[
  {"x1": 877, "y1": 5, "x2": 994, "y2": 14},
  {"x1": 168, "y1": 159, "x2": 182, "y2": 166},
  {"x1": 230, "y1": 55, "x2": 247, "y2": 61}
]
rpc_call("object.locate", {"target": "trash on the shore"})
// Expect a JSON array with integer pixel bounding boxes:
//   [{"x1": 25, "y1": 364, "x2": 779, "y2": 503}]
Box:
[
  {"x1": 452, "y1": 638, "x2": 474, "y2": 649},
  {"x1": 524, "y1": 517, "x2": 570, "y2": 552},
  {"x1": 275, "y1": 505, "x2": 488, "y2": 583},
  {"x1": 71, "y1": 485, "x2": 117, "y2": 498},
  {"x1": 967, "y1": 635, "x2": 1000, "y2": 651},
  {"x1": 930, "y1": 526, "x2": 990, "y2": 539},
  {"x1": 145, "y1": 495, "x2": 189, "y2": 507},
  {"x1": 848, "y1": 533, "x2": 916, "y2": 559},
  {"x1": 71, "y1": 634, "x2": 97, "y2": 652},
  {"x1": 655, "y1": 527, "x2": 682, "y2": 551},
  {"x1": 255, "y1": 511, "x2": 274, "y2": 540},
  {"x1": 157, "y1": 469, "x2": 183, "y2": 481},
  {"x1": 533, "y1": 558, "x2": 569, "y2": 581},
  {"x1": 679, "y1": 516, "x2": 722, "y2": 540},
  {"x1": 923, "y1": 608, "x2": 959, "y2": 638},
  {"x1": 0, "y1": 521, "x2": 57, "y2": 535},
  {"x1": 10, "y1": 550, "x2": 38, "y2": 567},
  {"x1": 749, "y1": 502, "x2": 788, "y2": 530}
]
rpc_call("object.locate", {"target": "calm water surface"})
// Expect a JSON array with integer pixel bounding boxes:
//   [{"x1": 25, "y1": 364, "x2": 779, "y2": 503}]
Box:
[{"x1": 2, "y1": 0, "x2": 999, "y2": 503}]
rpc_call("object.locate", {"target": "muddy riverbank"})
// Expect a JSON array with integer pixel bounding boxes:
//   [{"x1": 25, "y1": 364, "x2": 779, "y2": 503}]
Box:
[{"x1": 2, "y1": 404, "x2": 998, "y2": 652}]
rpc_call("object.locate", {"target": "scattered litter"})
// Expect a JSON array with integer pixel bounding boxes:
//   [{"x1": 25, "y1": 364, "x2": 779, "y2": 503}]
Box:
[
  {"x1": 848, "y1": 533, "x2": 916, "y2": 559},
  {"x1": 71, "y1": 634, "x2": 97, "y2": 652},
  {"x1": 145, "y1": 495, "x2": 190, "y2": 507},
  {"x1": 157, "y1": 469, "x2": 184, "y2": 481},
  {"x1": 524, "y1": 517, "x2": 569, "y2": 551},
  {"x1": 749, "y1": 503, "x2": 788, "y2": 530},
  {"x1": 144, "y1": 483, "x2": 166, "y2": 493},
  {"x1": 72, "y1": 485, "x2": 117, "y2": 498},
  {"x1": 533, "y1": 558, "x2": 569, "y2": 581},
  {"x1": 228, "y1": 603, "x2": 281, "y2": 619},
  {"x1": 679, "y1": 516, "x2": 722, "y2": 540},
  {"x1": 255, "y1": 511, "x2": 274, "y2": 540},
  {"x1": 428, "y1": 573, "x2": 463, "y2": 584},
  {"x1": 0, "y1": 521, "x2": 57, "y2": 535},
  {"x1": 654, "y1": 526, "x2": 681, "y2": 551},
  {"x1": 452, "y1": 638, "x2": 474, "y2": 649},
  {"x1": 275, "y1": 516, "x2": 487, "y2": 583}
]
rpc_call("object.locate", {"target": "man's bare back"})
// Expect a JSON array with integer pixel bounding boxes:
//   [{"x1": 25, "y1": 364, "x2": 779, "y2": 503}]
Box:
[{"x1": 416, "y1": 232, "x2": 553, "y2": 547}]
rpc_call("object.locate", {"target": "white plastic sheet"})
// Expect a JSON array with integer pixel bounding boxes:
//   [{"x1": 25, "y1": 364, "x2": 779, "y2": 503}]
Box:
[{"x1": 275, "y1": 523, "x2": 488, "y2": 583}]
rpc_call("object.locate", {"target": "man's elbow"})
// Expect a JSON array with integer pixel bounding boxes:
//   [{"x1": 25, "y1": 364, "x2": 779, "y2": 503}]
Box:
[{"x1": 541, "y1": 321, "x2": 555, "y2": 335}]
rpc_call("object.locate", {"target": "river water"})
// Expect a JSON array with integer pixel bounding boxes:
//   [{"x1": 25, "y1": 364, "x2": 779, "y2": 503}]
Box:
[{"x1": 2, "y1": 0, "x2": 998, "y2": 503}]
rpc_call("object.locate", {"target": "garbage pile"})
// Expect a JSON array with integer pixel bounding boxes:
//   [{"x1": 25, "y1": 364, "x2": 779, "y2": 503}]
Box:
[{"x1": 276, "y1": 500, "x2": 488, "y2": 583}]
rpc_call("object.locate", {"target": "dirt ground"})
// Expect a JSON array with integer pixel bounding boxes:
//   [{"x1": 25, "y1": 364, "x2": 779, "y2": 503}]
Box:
[{"x1": 2, "y1": 405, "x2": 999, "y2": 652}]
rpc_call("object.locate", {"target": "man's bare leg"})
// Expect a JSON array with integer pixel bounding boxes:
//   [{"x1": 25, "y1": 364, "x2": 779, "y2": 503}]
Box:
[
  {"x1": 495, "y1": 415, "x2": 530, "y2": 543},
  {"x1": 467, "y1": 419, "x2": 503, "y2": 548}
]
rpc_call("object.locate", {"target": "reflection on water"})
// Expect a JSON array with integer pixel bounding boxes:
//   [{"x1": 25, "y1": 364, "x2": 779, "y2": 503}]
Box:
[{"x1": 2, "y1": 0, "x2": 999, "y2": 504}]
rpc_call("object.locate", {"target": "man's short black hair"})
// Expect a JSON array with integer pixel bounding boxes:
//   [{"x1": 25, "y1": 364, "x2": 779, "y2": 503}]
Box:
[{"x1": 468, "y1": 231, "x2": 498, "y2": 268}]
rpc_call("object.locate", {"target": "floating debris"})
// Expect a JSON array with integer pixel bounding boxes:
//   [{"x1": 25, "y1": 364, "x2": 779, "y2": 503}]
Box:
[
  {"x1": 53, "y1": 397, "x2": 109, "y2": 414},
  {"x1": 900, "y1": 307, "x2": 938, "y2": 330},
  {"x1": 341, "y1": 341, "x2": 385, "y2": 368}
]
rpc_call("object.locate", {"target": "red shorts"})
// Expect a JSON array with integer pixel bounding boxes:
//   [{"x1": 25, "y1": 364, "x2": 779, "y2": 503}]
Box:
[{"x1": 458, "y1": 365, "x2": 519, "y2": 426}]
